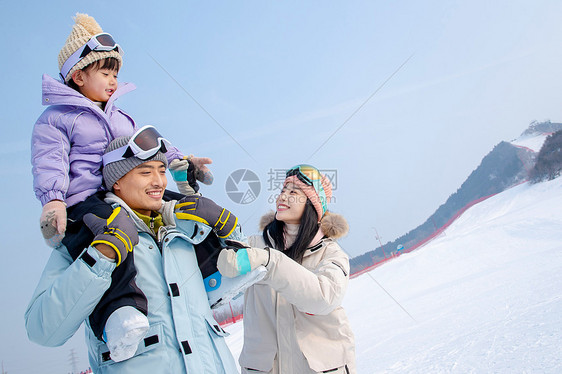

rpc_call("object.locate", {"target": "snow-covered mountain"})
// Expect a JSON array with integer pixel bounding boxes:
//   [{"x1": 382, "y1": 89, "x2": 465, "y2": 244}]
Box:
[
  {"x1": 509, "y1": 120, "x2": 562, "y2": 163},
  {"x1": 518, "y1": 120, "x2": 562, "y2": 139},
  {"x1": 510, "y1": 131, "x2": 551, "y2": 153},
  {"x1": 225, "y1": 176, "x2": 562, "y2": 373},
  {"x1": 352, "y1": 121, "x2": 562, "y2": 273}
]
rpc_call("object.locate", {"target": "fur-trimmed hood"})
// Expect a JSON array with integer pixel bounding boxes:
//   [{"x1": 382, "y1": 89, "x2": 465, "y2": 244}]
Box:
[{"x1": 258, "y1": 211, "x2": 349, "y2": 239}]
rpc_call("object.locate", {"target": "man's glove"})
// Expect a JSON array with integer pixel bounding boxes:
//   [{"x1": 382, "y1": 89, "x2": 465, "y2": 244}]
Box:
[
  {"x1": 83, "y1": 206, "x2": 139, "y2": 266},
  {"x1": 169, "y1": 157, "x2": 200, "y2": 195},
  {"x1": 174, "y1": 195, "x2": 238, "y2": 238},
  {"x1": 217, "y1": 240, "x2": 270, "y2": 278},
  {"x1": 40, "y1": 200, "x2": 67, "y2": 247}
]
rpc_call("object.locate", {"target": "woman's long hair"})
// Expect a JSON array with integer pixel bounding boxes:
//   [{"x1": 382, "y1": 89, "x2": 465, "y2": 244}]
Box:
[{"x1": 263, "y1": 199, "x2": 320, "y2": 263}]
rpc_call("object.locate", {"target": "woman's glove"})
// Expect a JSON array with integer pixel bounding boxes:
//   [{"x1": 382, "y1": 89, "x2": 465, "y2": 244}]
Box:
[
  {"x1": 40, "y1": 200, "x2": 67, "y2": 248},
  {"x1": 174, "y1": 195, "x2": 238, "y2": 238},
  {"x1": 217, "y1": 240, "x2": 270, "y2": 278},
  {"x1": 83, "y1": 206, "x2": 139, "y2": 266},
  {"x1": 169, "y1": 157, "x2": 200, "y2": 195}
]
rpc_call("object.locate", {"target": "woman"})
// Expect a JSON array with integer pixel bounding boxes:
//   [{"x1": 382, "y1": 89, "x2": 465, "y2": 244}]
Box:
[{"x1": 218, "y1": 164, "x2": 356, "y2": 374}]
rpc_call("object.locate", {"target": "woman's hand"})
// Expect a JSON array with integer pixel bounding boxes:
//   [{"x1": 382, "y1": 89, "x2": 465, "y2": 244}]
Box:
[{"x1": 217, "y1": 240, "x2": 270, "y2": 278}]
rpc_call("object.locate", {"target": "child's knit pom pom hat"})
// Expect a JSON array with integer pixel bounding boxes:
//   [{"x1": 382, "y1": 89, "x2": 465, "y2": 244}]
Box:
[{"x1": 58, "y1": 13, "x2": 123, "y2": 82}]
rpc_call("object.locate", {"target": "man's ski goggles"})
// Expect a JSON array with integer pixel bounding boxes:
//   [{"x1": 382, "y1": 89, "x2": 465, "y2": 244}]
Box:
[
  {"x1": 103, "y1": 126, "x2": 171, "y2": 166},
  {"x1": 60, "y1": 33, "x2": 123, "y2": 81},
  {"x1": 286, "y1": 164, "x2": 328, "y2": 215}
]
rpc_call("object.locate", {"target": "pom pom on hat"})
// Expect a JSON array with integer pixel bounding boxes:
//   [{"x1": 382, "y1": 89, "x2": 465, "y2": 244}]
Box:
[{"x1": 58, "y1": 13, "x2": 123, "y2": 82}]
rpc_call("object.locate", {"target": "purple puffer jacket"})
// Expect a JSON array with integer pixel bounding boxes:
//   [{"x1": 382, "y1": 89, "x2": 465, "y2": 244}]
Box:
[{"x1": 32, "y1": 74, "x2": 183, "y2": 207}]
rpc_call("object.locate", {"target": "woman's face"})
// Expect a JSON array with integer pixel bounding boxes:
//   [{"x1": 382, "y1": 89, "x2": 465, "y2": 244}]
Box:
[{"x1": 276, "y1": 181, "x2": 307, "y2": 224}]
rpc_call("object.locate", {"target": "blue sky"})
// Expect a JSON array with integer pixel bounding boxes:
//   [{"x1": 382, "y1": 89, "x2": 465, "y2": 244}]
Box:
[{"x1": 1, "y1": 1, "x2": 562, "y2": 372}]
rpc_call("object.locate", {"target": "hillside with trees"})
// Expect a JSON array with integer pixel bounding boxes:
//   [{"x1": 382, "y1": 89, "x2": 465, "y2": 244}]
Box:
[
  {"x1": 350, "y1": 121, "x2": 562, "y2": 274},
  {"x1": 530, "y1": 130, "x2": 562, "y2": 183}
]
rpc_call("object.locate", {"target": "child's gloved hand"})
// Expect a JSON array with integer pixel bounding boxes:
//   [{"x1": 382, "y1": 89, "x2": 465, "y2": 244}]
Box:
[
  {"x1": 83, "y1": 206, "x2": 139, "y2": 266},
  {"x1": 40, "y1": 200, "x2": 67, "y2": 247},
  {"x1": 169, "y1": 157, "x2": 199, "y2": 195},
  {"x1": 174, "y1": 195, "x2": 238, "y2": 238},
  {"x1": 190, "y1": 156, "x2": 214, "y2": 185},
  {"x1": 217, "y1": 240, "x2": 270, "y2": 278}
]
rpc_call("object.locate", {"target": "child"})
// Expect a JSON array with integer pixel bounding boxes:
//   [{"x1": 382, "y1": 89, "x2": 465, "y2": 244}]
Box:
[
  {"x1": 34, "y1": 14, "x2": 209, "y2": 246},
  {"x1": 32, "y1": 13, "x2": 265, "y2": 363},
  {"x1": 31, "y1": 13, "x2": 208, "y2": 362}
]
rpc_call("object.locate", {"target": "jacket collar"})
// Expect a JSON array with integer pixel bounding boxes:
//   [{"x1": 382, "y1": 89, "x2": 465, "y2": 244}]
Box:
[
  {"x1": 102, "y1": 193, "x2": 212, "y2": 245},
  {"x1": 103, "y1": 192, "x2": 176, "y2": 234},
  {"x1": 41, "y1": 74, "x2": 136, "y2": 113}
]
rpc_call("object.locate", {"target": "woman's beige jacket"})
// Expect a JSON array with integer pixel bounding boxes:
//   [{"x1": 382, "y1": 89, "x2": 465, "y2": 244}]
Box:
[{"x1": 239, "y1": 212, "x2": 356, "y2": 374}]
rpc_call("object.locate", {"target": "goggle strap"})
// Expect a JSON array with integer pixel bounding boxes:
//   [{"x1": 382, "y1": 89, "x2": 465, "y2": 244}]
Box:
[{"x1": 102, "y1": 146, "x2": 129, "y2": 166}]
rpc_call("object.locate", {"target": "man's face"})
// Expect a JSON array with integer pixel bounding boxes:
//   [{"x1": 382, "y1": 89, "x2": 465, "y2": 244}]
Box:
[{"x1": 113, "y1": 161, "x2": 167, "y2": 216}]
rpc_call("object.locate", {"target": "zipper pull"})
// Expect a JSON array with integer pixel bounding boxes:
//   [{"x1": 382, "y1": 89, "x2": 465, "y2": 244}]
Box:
[{"x1": 150, "y1": 217, "x2": 155, "y2": 230}]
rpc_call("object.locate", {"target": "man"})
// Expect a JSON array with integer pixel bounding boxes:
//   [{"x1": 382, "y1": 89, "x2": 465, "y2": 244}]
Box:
[{"x1": 25, "y1": 136, "x2": 241, "y2": 373}]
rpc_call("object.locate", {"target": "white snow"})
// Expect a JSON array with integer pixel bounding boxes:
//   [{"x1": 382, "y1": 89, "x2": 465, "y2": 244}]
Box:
[
  {"x1": 510, "y1": 133, "x2": 550, "y2": 152},
  {"x1": 224, "y1": 177, "x2": 562, "y2": 373}
]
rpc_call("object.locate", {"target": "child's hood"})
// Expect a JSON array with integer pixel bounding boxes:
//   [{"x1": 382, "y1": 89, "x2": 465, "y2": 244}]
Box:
[{"x1": 41, "y1": 74, "x2": 136, "y2": 108}]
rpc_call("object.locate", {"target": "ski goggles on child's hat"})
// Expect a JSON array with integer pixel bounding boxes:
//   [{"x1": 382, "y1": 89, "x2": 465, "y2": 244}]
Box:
[
  {"x1": 286, "y1": 164, "x2": 328, "y2": 215},
  {"x1": 60, "y1": 33, "x2": 124, "y2": 82},
  {"x1": 103, "y1": 126, "x2": 171, "y2": 166}
]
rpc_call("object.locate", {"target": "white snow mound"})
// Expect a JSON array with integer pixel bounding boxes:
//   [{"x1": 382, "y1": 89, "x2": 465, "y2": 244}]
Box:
[{"x1": 225, "y1": 177, "x2": 562, "y2": 373}]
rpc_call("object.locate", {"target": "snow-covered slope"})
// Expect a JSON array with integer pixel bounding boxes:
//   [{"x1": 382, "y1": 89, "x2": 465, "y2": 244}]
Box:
[
  {"x1": 225, "y1": 177, "x2": 562, "y2": 373},
  {"x1": 512, "y1": 121, "x2": 562, "y2": 152},
  {"x1": 510, "y1": 132, "x2": 551, "y2": 152}
]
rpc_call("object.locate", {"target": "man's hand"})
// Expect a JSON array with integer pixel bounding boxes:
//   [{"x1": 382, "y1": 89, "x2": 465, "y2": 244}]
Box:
[
  {"x1": 40, "y1": 200, "x2": 67, "y2": 242},
  {"x1": 174, "y1": 195, "x2": 237, "y2": 238},
  {"x1": 217, "y1": 240, "x2": 270, "y2": 278},
  {"x1": 83, "y1": 206, "x2": 139, "y2": 266}
]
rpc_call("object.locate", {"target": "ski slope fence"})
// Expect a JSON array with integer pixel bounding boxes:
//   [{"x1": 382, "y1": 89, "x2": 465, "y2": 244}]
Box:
[{"x1": 218, "y1": 312, "x2": 243, "y2": 328}]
